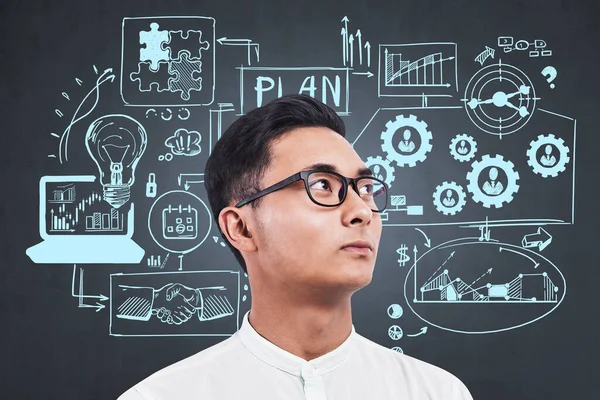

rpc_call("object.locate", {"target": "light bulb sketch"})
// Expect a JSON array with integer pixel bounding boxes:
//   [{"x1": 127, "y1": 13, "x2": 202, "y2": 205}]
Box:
[{"x1": 85, "y1": 114, "x2": 148, "y2": 208}]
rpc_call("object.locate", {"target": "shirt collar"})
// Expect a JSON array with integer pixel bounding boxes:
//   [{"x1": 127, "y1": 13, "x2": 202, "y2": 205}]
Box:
[{"x1": 237, "y1": 310, "x2": 356, "y2": 377}]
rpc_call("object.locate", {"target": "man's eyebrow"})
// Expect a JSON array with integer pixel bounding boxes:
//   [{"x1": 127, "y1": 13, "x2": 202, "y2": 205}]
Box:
[{"x1": 302, "y1": 162, "x2": 373, "y2": 176}]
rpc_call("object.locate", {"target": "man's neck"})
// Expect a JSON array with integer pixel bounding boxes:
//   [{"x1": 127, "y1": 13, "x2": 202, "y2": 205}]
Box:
[{"x1": 247, "y1": 293, "x2": 354, "y2": 361}]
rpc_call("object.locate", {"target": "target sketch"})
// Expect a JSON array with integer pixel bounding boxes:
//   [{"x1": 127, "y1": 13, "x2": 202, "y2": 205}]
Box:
[{"x1": 462, "y1": 60, "x2": 540, "y2": 137}]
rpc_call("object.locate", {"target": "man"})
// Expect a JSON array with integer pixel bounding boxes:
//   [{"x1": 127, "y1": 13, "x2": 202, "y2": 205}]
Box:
[{"x1": 118, "y1": 94, "x2": 473, "y2": 399}]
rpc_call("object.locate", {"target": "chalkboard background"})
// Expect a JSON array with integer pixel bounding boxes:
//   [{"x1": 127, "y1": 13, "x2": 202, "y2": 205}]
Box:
[{"x1": 2, "y1": 0, "x2": 599, "y2": 399}]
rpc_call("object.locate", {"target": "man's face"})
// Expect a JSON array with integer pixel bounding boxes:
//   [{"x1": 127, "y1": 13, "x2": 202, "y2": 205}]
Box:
[{"x1": 247, "y1": 126, "x2": 383, "y2": 295}]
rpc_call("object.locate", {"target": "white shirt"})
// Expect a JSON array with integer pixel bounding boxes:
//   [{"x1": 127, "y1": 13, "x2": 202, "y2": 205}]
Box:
[{"x1": 118, "y1": 311, "x2": 473, "y2": 400}]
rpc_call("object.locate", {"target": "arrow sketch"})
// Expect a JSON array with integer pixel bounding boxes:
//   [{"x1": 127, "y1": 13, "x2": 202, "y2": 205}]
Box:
[
  {"x1": 356, "y1": 29, "x2": 363, "y2": 65},
  {"x1": 415, "y1": 228, "x2": 431, "y2": 248},
  {"x1": 349, "y1": 33, "x2": 354, "y2": 67},
  {"x1": 352, "y1": 71, "x2": 373, "y2": 77},
  {"x1": 341, "y1": 16, "x2": 349, "y2": 65},
  {"x1": 470, "y1": 268, "x2": 493, "y2": 287},
  {"x1": 499, "y1": 247, "x2": 539, "y2": 268},
  {"x1": 475, "y1": 46, "x2": 495, "y2": 65},
  {"x1": 341, "y1": 27, "x2": 347, "y2": 66},
  {"x1": 71, "y1": 265, "x2": 108, "y2": 312},
  {"x1": 217, "y1": 37, "x2": 260, "y2": 64},
  {"x1": 407, "y1": 327, "x2": 428, "y2": 337},
  {"x1": 178, "y1": 173, "x2": 205, "y2": 190},
  {"x1": 58, "y1": 68, "x2": 115, "y2": 163},
  {"x1": 425, "y1": 251, "x2": 455, "y2": 284},
  {"x1": 522, "y1": 227, "x2": 552, "y2": 252}
]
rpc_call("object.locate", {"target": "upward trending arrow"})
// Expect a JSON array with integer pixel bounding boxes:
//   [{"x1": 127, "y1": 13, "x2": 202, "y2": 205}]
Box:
[
  {"x1": 342, "y1": 16, "x2": 349, "y2": 63},
  {"x1": 348, "y1": 34, "x2": 354, "y2": 67},
  {"x1": 356, "y1": 29, "x2": 363, "y2": 65},
  {"x1": 407, "y1": 327, "x2": 428, "y2": 337},
  {"x1": 341, "y1": 27, "x2": 347, "y2": 66}
]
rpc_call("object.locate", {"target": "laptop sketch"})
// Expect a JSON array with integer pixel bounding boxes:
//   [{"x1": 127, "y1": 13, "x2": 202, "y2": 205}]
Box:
[{"x1": 26, "y1": 175, "x2": 145, "y2": 264}]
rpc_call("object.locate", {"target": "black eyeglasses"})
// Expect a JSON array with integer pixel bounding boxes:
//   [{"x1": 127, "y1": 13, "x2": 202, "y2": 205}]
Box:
[{"x1": 235, "y1": 169, "x2": 389, "y2": 212}]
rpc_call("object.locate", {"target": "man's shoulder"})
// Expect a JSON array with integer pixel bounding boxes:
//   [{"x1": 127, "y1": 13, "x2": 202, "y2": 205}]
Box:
[
  {"x1": 353, "y1": 332, "x2": 453, "y2": 375},
  {"x1": 118, "y1": 334, "x2": 242, "y2": 399},
  {"x1": 148, "y1": 333, "x2": 240, "y2": 375},
  {"x1": 352, "y1": 332, "x2": 473, "y2": 398}
]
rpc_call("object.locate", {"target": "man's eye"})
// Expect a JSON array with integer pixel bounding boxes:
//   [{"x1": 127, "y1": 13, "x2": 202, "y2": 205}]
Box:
[
  {"x1": 310, "y1": 179, "x2": 332, "y2": 190},
  {"x1": 360, "y1": 184, "x2": 374, "y2": 195}
]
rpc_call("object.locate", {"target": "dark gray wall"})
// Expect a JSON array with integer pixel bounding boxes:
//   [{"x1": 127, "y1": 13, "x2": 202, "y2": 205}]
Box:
[{"x1": 2, "y1": 0, "x2": 599, "y2": 399}]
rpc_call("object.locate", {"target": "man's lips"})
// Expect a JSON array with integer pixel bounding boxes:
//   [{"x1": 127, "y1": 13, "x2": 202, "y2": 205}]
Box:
[
  {"x1": 342, "y1": 246, "x2": 372, "y2": 255},
  {"x1": 341, "y1": 240, "x2": 373, "y2": 255},
  {"x1": 341, "y1": 240, "x2": 373, "y2": 250}
]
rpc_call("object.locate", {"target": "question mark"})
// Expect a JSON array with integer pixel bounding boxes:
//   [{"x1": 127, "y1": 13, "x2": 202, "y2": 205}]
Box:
[{"x1": 541, "y1": 66, "x2": 557, "y2": 89}]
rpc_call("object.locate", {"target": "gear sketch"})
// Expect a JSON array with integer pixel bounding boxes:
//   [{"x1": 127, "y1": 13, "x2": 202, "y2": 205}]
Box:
[
  {"x1": 466, "y1": 154, "x2": 520, "y2": 208},
  {"x1": 381, "y1": 114, "x2": 433, "y2": 167},
  {"x1": 526, "y1": 134, "x2": 570, "y2": 178},
  {"x1": 365, "y1": 155, "x2": 395, "y2": 188},
  {"x1": 450, "y1": 134, "x2": 478, "y2": 162},
  {"x1": 433, "y1": 181, "x2": 467, "y2": 215}
]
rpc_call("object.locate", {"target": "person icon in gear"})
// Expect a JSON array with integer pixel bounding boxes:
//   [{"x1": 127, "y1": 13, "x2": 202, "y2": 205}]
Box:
[
  {"x1": 372, "y1": 164, "x2": 385, "y2": 182},
  {"x1": 540, "y1": 144, "x2": 557, "y2": 167},
  {"x1": 457, "y1": 140, "x2": 469, "y2": 155},
  {"x1": 442, "y1": 189, "x2": 456, "y2": 207},
  {"x1": 397, "y1": 129, "x2": 416, "y2": 153},
  {"x1": 482, "y1": 167, "x2": 504, "y2": 196}
]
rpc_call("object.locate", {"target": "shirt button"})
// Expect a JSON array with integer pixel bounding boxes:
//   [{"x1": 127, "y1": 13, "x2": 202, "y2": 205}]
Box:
[{"x1": 301, "y1": 363, "x2": 315, "y2": 378}]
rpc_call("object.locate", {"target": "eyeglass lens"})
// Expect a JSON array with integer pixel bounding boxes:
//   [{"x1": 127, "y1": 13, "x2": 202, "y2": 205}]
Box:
[{"x1": 307, "y1": 172, "x2": 387, "y2": 211}]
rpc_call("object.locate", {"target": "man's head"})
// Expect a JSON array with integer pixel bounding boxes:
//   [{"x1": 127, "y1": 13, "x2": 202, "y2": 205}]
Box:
[{"x1": 204, "y1": 94, "x2": 383, "y2": 296}]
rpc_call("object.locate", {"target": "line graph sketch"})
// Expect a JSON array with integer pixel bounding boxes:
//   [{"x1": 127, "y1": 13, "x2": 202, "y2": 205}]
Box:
[
  {"x1": 404, "y1": 236, "x2": 565, "y2": 334},
  {"x1": 378, "y1": 43, "x2": 458, "y2": 99}
]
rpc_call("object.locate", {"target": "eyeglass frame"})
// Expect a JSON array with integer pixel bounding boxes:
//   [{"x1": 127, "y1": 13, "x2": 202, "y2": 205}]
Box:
[{"x1": 234, "y1": 169, "x2": 389, "y2": 212}]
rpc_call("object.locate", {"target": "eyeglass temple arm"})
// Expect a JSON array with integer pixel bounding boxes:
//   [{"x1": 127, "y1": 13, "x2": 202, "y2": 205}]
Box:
[{"x1": 235, "y1": 173, "x2": 303, "y2": 208}]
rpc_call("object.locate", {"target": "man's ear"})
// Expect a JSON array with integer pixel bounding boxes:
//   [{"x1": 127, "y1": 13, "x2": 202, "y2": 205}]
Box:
[{"x1": 218, "y1": 206, "x2": 257, "y2": 253}]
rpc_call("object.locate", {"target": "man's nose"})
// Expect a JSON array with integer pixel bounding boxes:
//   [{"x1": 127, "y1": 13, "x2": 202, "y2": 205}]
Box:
[{"x1": 342, "y1": 183, "x2": 373, "y2": 222}]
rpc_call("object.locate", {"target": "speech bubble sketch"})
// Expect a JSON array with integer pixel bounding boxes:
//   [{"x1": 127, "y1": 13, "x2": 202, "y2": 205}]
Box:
[{"x1": 165, "y1": 128, "x2": 202, "y2": 157}]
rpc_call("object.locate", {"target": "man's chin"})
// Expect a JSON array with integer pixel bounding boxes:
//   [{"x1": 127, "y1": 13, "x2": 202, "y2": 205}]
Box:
[{"x1": 322, "y1": 266, "x2": 374, "y2": 291}]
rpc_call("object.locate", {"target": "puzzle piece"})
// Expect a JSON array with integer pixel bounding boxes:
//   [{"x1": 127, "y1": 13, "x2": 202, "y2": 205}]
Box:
[
  {"x1": 168, "y1": 51, "x2": 203, "y2": 100},
  {"x1": 139, "y1": 22, "x2": 170, "y2": 71},
  {"x1": 130, "y1": 61, "x2": 175, "y2": 92},
  {"x1": 165, "y1": 30, "x2": 210, "y2": 60}
]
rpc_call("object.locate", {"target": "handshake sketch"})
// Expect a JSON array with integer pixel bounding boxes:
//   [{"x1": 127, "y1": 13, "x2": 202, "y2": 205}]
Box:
[{"x1": 116, "y1": 282, "x2": 234, "y2": 325}]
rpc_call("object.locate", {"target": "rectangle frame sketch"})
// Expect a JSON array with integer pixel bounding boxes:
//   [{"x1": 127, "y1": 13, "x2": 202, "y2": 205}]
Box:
[
  {"x1": 378, "y1": 42, "x2": 459, "y2": 99},
  {"x1": 352, "y1": 106, "x2": 576, "y2": 227},
  {"x1": 120, "y1": 16, "x2": 216, "y2": 107},
  {"x1": 110, "y1": 270, "x2": 240, "y2": 337},
  {"x1": 238, "y1": 66, "x2": 350, "y2": 116}
]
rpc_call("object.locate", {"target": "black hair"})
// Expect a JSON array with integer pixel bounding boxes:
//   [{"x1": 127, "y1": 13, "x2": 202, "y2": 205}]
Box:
[{"x1": 204, "y1": 94, "x2": 346, "y2": 273}]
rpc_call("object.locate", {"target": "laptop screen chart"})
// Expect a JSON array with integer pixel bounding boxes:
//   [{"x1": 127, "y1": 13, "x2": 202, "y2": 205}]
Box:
[{"x1": 45, "y1": 181, "x2": 129, "y2": 236}]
